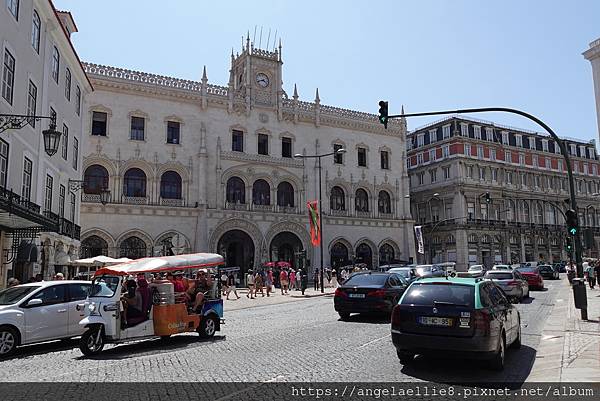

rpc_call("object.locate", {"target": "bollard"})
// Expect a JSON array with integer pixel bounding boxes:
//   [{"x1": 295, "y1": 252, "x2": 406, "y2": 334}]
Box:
[{"x1": 571, "y1": 278, "x2": 588, "y2": 320}]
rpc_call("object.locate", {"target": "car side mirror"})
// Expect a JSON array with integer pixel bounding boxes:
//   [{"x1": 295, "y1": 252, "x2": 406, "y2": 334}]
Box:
[{"x1": 26, "y1": 298, "x2": 43, "y2": 307}]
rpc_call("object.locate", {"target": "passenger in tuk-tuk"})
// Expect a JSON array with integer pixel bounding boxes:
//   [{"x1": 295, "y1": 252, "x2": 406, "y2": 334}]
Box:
[
  {"x1": 121, "y1": 279, "x2": 144, "y2": 327},
  {"x1": 187, "y1": 269, "x2": 213, "y2": 312}
]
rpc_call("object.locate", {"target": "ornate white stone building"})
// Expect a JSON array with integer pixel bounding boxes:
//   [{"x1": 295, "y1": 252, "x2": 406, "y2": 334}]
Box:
[{"x1": 79, "y1": 38, "x2": 415, "y2": 278}]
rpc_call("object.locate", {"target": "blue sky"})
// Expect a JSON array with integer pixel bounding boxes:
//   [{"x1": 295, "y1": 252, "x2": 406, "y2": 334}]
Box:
[{"x1": 54, "y1": 0, "x2": 600, "y2": 142}]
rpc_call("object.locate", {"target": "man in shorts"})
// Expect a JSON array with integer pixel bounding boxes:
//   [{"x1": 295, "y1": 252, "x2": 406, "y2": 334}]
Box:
[
  {"x1": 226, "y1": 272, "x2": 240, "y2": 300},
  {"x1": 246, "y1": 269, "x2": 255, "y2": 299}
]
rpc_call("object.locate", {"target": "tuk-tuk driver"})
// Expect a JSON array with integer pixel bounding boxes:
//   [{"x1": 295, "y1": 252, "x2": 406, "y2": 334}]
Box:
[{"x1": 188, "y1": 269, "x2": 213, "y2": 312}]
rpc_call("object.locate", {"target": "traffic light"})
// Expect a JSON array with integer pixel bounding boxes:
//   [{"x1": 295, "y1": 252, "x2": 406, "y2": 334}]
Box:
[
  {"x1": 565, "y1": 209, "x2": 578, "y2": 236},
  {"x1": 565, "y1": 237, "x2": 573, "y2": 252},
  {"x1": 378, "y1": 101, "x2": 388, "y2": 129},
  {"x1": 484, "y1": 192, "x2": 491, "y2": 204}
]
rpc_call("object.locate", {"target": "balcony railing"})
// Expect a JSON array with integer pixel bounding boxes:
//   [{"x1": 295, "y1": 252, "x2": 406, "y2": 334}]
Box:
[
  {"x1": 81, "y1": 193, "x2": 194, "y2": 208},
  {"x1": 122, "y1": 196, "x2": 149, "y2": 205},
  {"x1": 58, "y1": 217, "x2": 81, "y2": 240}
]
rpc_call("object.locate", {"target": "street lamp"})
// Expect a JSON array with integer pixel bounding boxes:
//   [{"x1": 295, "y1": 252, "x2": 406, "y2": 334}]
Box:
[
  {"x1": 1, "y1": 113, "x2": 61, "y2": 157},
  {"x1": 99, "y1": 188, "x2": 111, "y2": 206},
  {"x1": 295, "y1": 147, "x2": 346, "y2": 293}
]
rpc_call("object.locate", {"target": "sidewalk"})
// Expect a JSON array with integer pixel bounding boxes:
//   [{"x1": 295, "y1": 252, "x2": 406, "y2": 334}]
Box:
[
  {"x1": 527, "y1": 278, "x2": 600, "y2": 382},
  {"x1": 221, "y1": 286, "x2": 335, "y2": 312}
]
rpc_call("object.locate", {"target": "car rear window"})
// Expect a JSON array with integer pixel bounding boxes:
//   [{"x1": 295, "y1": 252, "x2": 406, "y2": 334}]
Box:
[
  {"x1": 344, "y1": 274, "x2": 388, "y2": 286},
  {"x1": 517, "y1": 267, "x2": 538, "y2": 274},
  {"x1": 485, "y1": 272, "x2": 514, "y2": 280},
  {"x1": 401, "y1": 283, "x2": 474, "y2": 307}
]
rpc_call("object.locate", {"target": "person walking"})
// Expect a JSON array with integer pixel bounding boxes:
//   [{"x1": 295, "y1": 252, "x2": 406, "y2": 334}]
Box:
[
  {"x1": 331, "y1": 269, "x2": 338, "y2": 288},
  {"x1": 296, "y1": 269, "x2": 301, "y2": 291},
  {"x1": 584, "y1": 263, "x2": 595, "y2": 289},
  {"x1": 226, "y1": 272, "x2": 240, "y2": 300},
  {"x1": 220, "y1": 271, "x2": 228, "y2": 297},
  {"x1": 313, "y1": 268, "x2": 319, "y2": 290},
  {"x1": 264, "y1": 269, "x2": 273, "y2": 297},
  {"x1": 300, "y1": 268, "x2": 308, "y2": 295},
  {"x1": 246, "y1": 269, "x2": 255, "y2": 299},
  {"x1": 289, "y1": 270, "x2": 296, "y2": 291},
  {"x1": 255, "y1": 271, "x2": 265, "y2": 297},
  {"x1": 280, "y1": 269, "x2": 289, "y2": 295},
  {"x1": 595, "y1": 263, "x2": 600, "y2": 290}
]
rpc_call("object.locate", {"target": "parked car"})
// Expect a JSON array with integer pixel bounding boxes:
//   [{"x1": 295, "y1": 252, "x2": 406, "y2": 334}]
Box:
[
  {"x1": 515, "y1": 266, "x2": 544, "y2": 290},
  {"x1": 467, "y1": 265, "x2": 486, "y2": 277},
  {"x1": 387, "y1": 267, "x2": 418, "y2": 283},
  {"x1": 334, "y1": 272, "x2": 409, "y2": 320},
  {"x1": 484, "y1": 270, "x2": 529, "y2": 302},
  {"x1": 0, "y1": 281, "x2": 92, "y2": 357},
  {"x1": 538, "y1": 265, "x2": 559, "y2": 280},
  {"x1": 391, "y1": 277, "x2": 521, "y2": 371},
  {"x1": 415, "y1": 265, "x2": 445, "y2": 278},
  {"x1": 492, "y1": 264, "x2": 512, "y2": 271}
]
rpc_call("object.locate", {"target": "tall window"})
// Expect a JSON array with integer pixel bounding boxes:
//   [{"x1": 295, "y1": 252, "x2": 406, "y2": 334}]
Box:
[
  {"x1": 357, "y1": 148, "x2": 367, "y2": 167},
  {"x1": 130, "y1": 116, "x2": 145, "y2": 140},
  {"x1": 83, "y1": 165, "x2": 108, "y2": 194},
  {"x1": 380, "y1": 150, "x2": 389, "y2": 169},
  {"x1": 2, "y1": 49, "x2": 15, "y2": 104},
  {"x1": 442, "y1": 125, "x2": 450, "y2": 139},
  {"x1": 6, "y1": 0, "x2": 18, "y2": 19},
  {"x1": 167, "y1": 121, "x2": 180, "y2": 144},
  {"x1": 281, "y1": 137, "x2": 292, "y2": 158},
  {"x1": 27, "y1": 80, "x2": 37, "y2": 127},
  {"x1": 277, "y1": 182, "x2": 295, "y2": 207},
  {"x1": 123, "y1": 168, "x2": 147, "y2": 197},
  {"x1": 51, "y1": 46, "x2": 60, "y2": 83},
  {"x1": 72, "y1": 137, "x2": 78, "y2": 170},
  {"x1": 258, "y1": 134, "x2": 269, "y2": 155},
  {"x1": 355, "y1": 189, "x2": 369, "y2": 212},
  {"x1": 443, "y1": 166, "x2": 450, "y2": 179},
  {"x1": 22, "y1": 157, "x2": 32, "y2": 200},
  {"x1": 334, "y1": 144, "x2": 344, "y2": 164},
  {"x1": 91, "y1": 111, "x2": 107, "y2": 136},
  {"x1": 330, "y1": 186, "x2": 345, "y2": 211},
  {"x1": 160, "y1": 171, "x2": 182, "y2": 199},
  {"x1": 429, "y1": 148, "x2": 436, "y2": 161},
  {"x1": 464, "y1": 144, "x2": 471, "y2": 156},
  {"x1": 252, "y1": 179, "x2": 270, "y2": 205},
  {"x1": 75, "y1": 86, "x2": 81, "y2": 116},
  {"x1": 430, "y1": 169, "x2": 437, "y2": 183},
  {"x1": 62, "y1": 124, "x2": 68, "y2": 160},
  {"x1": 70, "y1": 192, "x2": 76, "y2": 221},
  {"x1": 0, "y1": 139, "x2": 8, "y2": 188},
  {"x1": 65, "y1": 68, "x2": 71, "y2": 100},
  {"x1": 226, "y1": 177, "x2": 245, "y2": 203},
  {"x1": 232, "y1": 130, "x2": 243, "y2": 152},
  {"x1": 442, "y1": 145, "x2": 450, "y2": 158},
  {"x1": 378, "y1": 191, "x2": 391, "y2": 214},
  {"x1": 59, "y1": 184, "x2": 65, "y2": 217},
  {"x1": 45, "y1": 174, "x2": 53, "y2": 211},
  {"x1": 31, "y1": 10, "x2": 40, "y2": 52}
]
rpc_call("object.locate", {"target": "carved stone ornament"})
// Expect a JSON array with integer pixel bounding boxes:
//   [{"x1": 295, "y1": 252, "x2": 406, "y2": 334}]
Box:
[
  {"x1": 95, "y1": 140, "x2": 102, "y2": 154},
  {"x1": 259, "y1": 113, "x2": 269, "y2": 123},
  {"x1": 171, "y1": 147, "x2": 177, "y2": 160},
  {"x1": 247, "y1": 167, "x2": 254, "y2": 175},
  {"x1": 361, "y1": 170, "x2": 366, "y2": 180},
  {"x1": 134, "y1": 145, "x2": 141, "y2": 159},
  {"x1": 272, "y1": 169, "x2": 280, "y2": 178},
  {"x1": 337, "y1": 168, "x2": 342, "y2": 177},
  {"x1": 384, "y1": 173, "x2": 389, "y2": 183}
]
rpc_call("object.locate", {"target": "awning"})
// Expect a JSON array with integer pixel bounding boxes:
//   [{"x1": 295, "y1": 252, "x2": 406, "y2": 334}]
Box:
[
  {"x1": 16, "y1": 241, "x2": 38, "y2": 263},
  {"x1": 94, "y1": 253, "x2": 224, "y2": 276}
]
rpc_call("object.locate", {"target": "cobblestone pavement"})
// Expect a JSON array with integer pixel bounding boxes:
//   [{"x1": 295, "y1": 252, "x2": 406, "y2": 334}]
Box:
[{"x1": 0, "y1": 278, "x2": 563, "y2": 384}]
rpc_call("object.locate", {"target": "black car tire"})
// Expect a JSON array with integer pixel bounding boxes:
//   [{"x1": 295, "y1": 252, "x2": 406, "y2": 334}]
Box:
[
  {"x1": 512, "y1": 319, "x2": 522, "y2": 349},
  {"x1": 338, "y1": 312, "x2": 350, "y2": 321},
  {"x1": 489, "y1": 334, "x2": 505, "y2": 371},
  {"x1": 0, "y1": 326, "x2": 19, "y2": 358},
  {"x1": 397, "y1": 350, "x2": 414, "y2": 365},
  {"x1": 198, "y1": 315, "x2": 217, "y2": 338}
]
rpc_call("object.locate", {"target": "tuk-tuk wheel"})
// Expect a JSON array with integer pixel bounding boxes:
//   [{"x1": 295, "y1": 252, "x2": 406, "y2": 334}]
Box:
[
  {"x1": 198, "y1": 315, "x2": 217, "y2": 338},
  {"x1": 79, "y1": 326, "x2": 104, "y2": 356}
]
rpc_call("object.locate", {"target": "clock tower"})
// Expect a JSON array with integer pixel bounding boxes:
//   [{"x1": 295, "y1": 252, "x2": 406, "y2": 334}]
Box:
[{"x1": 229, "y1": 34, "x2": 283, "y2": 112}]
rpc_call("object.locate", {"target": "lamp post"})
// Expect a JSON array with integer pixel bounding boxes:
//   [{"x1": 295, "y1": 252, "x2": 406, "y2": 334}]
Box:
[
  {"x1": 295, "y1": 148, "x2": 347, "y2": 293},
  {"x1": 1, "y1": 113, "x2": 61, "y2": 157},
  {"x1": 427, "y1": 193, "x2": 441, "y2": 264}
]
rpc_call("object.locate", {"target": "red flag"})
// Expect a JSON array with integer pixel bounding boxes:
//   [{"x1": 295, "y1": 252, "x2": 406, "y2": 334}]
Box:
[{"x1": 307, "y1": 201, "x2": 321, "y2": 246}]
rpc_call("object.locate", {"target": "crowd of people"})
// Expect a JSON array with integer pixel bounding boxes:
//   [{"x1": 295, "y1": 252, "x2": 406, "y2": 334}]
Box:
[{"x1": 238, "y1": 268, "x2": 310, "y2": 299}]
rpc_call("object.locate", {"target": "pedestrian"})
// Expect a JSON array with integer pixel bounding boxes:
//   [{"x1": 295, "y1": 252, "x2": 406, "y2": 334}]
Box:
[
  {"x1": 300, "y1": 268, "x2": 308, "y2": 295},
  {"x1": 55, "y1": 272, "x2": 64, "y2": 281},
  {"x1": 220, "y1": 271, "x2": 228, "y2": 297},
  {"x1": 246, "y1": 269, "x2": 255, "y2": 299},
  {"x1": 226, "y1": 272, "x2": 240, "y2": 300},
  {"x1": 595, "y1": 263, "x2": 600, "y2": 289},
  {"x1": 326, "y1": 268, "x2": 332, "y2": 287},
  {"x1": 331, "y1": 268, "x2": 338, "y2": 288},
  {"x1": 289, "y1": 270, "x2": 296, "y2": 291},
  {"x1": 584, "y1": 263, "x2": 595, "y2": 289},
  {"x1": 280, "y1": 269, "x2": 289, "y2": 295},
  {"x1": 296, "y1": 269, "x2": 301, "y2": 291},
  {"x1": 255, "y1": 271, "x2": 265, "y2": 297},
  {"x1": 264, "y1": 269, "x2": 273, "y2": 297},
  {"x1": 313, "y1": 268, "x2": 319, "y2": 290}
]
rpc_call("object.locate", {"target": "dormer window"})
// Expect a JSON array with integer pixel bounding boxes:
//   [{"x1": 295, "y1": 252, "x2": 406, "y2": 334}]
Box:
[
  {"x1": 429, "y1": 129, "x2": 436, "y2": 143},
  {"x1": 473, "y1": 126, "x2": 481, "y2": 139},
  {"x1": 460, "y1": 123, "x2": 468, "y2": 136}
]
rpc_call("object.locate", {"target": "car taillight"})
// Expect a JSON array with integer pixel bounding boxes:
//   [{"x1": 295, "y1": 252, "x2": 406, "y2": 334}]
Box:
[
  {"x1": 473, "y1": 310, "x2": 491, "y2": 334},
  {"x1": 391, "y1": 305, "x2": 401, "y2": 327},
  {"x1": 334, "y1": 288, "x2": 347, "y2": 298},
  {"x1": 369, "y1": 289, "x2": 386, "y2": 297}
]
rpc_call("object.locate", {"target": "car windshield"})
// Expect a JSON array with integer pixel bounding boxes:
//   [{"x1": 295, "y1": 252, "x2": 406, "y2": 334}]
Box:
[
  {"x1": 469, "y1": 266, "x2": 482, "y2": 271},
  {"x1": 344, "y1": 274, "x2": 388, "y2": 286},
  {"x1": 485, "y1": 272, "x2": 514, "y2": 280},
  {"x1": 401, "y1": 283, "x2": 474, "y2": 307},
  {"x1": 539, "y1": 266, "x2": 552, "y2": 270},
  {"x1": 517, "y1": 267, "x2": 538, "y2": 274},
  {"x1": 90, "y1": 276, "x2": 120, "y2": 298},
  {"x1": 0, "y1": 286, "x2": 39, "y2": 305}
]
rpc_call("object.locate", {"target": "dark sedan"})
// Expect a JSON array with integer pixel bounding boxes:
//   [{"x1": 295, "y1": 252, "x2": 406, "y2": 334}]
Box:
[
  {"x1": 538, "y1": 264, "x2": 559, "y2": 280},
  {"x1": 334, "y1": 272, "x2": 408, "y2": 320}
]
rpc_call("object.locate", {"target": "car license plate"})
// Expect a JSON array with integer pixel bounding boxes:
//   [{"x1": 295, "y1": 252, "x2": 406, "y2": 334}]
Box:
[
  {"x1": 349, "y1": 293, "x2": 365, "y2": 298},
  {"x1": 418, "y1": 316, "x2": 453, "y2": 326}
]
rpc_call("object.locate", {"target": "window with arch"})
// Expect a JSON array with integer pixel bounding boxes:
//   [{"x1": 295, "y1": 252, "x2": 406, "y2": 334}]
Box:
[
  {"x1": 446, "y1": 234, "x2": 456, "y2": 244},
  {"x1": 432, "y1": 236, "x2": 442, "y2": 245},
  {"x1": 506, "y1": 199, "x2": 515, "y2": 221},
  {"x1": 277, "y1": 182, "x2": 294, "y2": 207},
  {"x1": 123, "y1": 168, "x2": 146, "y2": 197},
  {"x1": 379, "y1": 244, "x2": 395, "y2": 265},
  {"x1": 226, "y1": 177, "x2": 245, "y2": 204},
  {"x1": 31, "y1": 10, "x2": 40, "y2": 52},
  {"x1": 84, "y1": 165, "x2": 109, "y2": 194},
  {"x1": 355, "y1": 189, "x2": 369, "y2": 212},
  {"x1": 521, "y1": 201, "x2": 530, "y2": 223},
  {"x1": 330, "y1": 186, "x2": 345, "y2": 211},
  {"x1": 119, "y1": 236, "x2": 147, "y2": 260},
  {"x1": 378, "y1": 190, "x2": 391, "y2": 214},
  {"x1": 355, "y1": 243, "x2": 373, "y2": 268},
  {"x1": 252, "y1": 179, "x2": 270, "y2": 205},
  {"x1": 481, "y1": 235, "x2": 491, "y2": 244},
  {"x1": 533, "y1": 202, "x2": 543, "y2": 224},
  {"x1": 80, "y1": 235, "x2": 108, "y2": 259},
  {"x1": 468, "y1": 234, "x2": 478, "y2": 243},
  {"x1": 160, "y1": 171, "x2": 182, "y2": 199}
]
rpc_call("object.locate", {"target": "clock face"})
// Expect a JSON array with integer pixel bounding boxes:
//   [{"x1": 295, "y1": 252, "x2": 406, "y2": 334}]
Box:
[{"x1": 256, "y1": 73, "x2": 269, "y2": 88}]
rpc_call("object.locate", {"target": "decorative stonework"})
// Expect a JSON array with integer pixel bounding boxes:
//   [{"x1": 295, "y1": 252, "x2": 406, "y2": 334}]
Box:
[{"x1": 208, "y1": 218, "x2": 264, "y2": 267}]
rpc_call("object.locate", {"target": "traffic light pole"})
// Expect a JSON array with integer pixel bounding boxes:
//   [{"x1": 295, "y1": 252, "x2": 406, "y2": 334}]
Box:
[{"x1": 384, "y1": 106, "x2": 587, "y2": 319}]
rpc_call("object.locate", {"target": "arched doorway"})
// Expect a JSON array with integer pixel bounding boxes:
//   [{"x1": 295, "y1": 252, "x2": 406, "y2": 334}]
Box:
[
  {"x1": 269, "y1": 231, "x2": 303, "y2": 269},
  {"x1": 80, "y1": 235, "x2": 108, "y2": 258},
  {"x1": 379, "y1": 243, "x2": 395, "y2": 265},
  {"x1": 330, "y1": 242, "x2": 350, "y2": 268},
  {"x1": 119, "y1": 236, "x2": 147, "y2": 259},
  {"x1": 355, "y1": 243, "x2": 373, "y2": 269},
  {"x1": 217, "y1": 230, "x2": 255, "y2": 280}
]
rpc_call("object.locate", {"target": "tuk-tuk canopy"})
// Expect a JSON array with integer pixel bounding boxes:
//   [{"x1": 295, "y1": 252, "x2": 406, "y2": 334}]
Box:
[
  {"x1": 70, "y1": 255, "x2": 132, "y2": 267},
  {"x1": 94, "y1": 253, "x2": 224, "y2": 276}
]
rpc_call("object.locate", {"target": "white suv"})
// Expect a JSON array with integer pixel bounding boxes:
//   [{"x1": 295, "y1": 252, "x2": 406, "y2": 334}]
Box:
[{"x1": 0, "y1": 280, "x2": 91, "y2": 357}]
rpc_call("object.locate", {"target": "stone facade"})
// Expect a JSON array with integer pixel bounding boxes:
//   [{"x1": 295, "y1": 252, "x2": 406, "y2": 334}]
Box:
[
  {"x1": 0, "y1": 0, "x2": 92, "y2": 286},
  {"x1": 407, "y1": 116, "x2": 600, "y2": 270},
  {"x1": 584, "y1": 37, "x2": 600, "y2": 145},
  {"x1": 79, "y1": 38, "x2": 415, "y2": 278}
]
